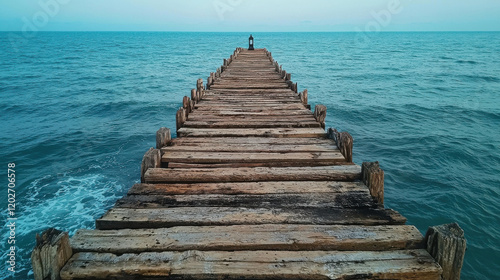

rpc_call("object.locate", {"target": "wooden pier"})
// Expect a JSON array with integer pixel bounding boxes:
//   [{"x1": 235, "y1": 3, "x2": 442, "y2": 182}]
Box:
[{"x1": 32, "y1": 47, "x2": 466, "y2": 280}]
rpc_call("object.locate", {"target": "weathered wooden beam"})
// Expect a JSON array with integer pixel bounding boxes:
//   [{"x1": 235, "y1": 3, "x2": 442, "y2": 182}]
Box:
[
  {"x1": 128, "y1": 181, "x2": 369, "y2": 196},
  {"x1": 31, "y1": 228, "x2": 72, "y2": 280},
  {"x1": 176, "y1": 107, "x2": 187, "y2": 132},
  {"x1": 327, "y1": 128, "x2": 353, "y2": 163},
  {"x1": 97, "y1": 207, "x2": 405, "y2": 230},
  {"x1": 425, "y1": 223, "x2": 466, "y2": 280},
  {"x1": 314, "y1": 104, "x2": 327, "y2": 129},
  {"x1": 285, "y1": 73, "x2": 291, "y2": 81},
  {"x1": 362, "y1": 162, "x2": 384, "y2": 205},
  {"x1": 71, "y1": 225, "x2": 424, "y2": 253},
  {"x1": 155, "y1": 127, "x2": 171, "y2": 149},
  {"x1": 140, "y1": 148, "x2": 161, "y2": 183},
  {"x1": 60, "y1": 250, "x2": 440, "y2": 280},
  {"x1": 145, "y1": 165, "x2": 361, "y2": 184}
]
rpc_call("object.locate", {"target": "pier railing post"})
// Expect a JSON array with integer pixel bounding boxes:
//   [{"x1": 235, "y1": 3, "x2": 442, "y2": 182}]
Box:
[
  {"x1": 314, "y1": 105, "x2": 327, "y2": 130},
  {"x1": 156, "y1": 127, "x2": 171, "y2": 149},
  {"x1": 191, "y1": 89, "x2": 197, "y2": 103},
  {"x1": 176, "y1": 107, "x2": 187, "y2": 132},
  {"x1": 327, "y1": 128, "x2": 353, "y2": 163},
  {"x1": 31, "y1": 228, "x2": 72, "y2": 280},
  {"x1": 425, "y1": 223, "x2": 466, "y2": 280},
  {"x1": 299, "y1": 89, "x2": 308, "y2": 106},
  {"x1": 361, "y1": 162, "x2": 384, "y2": 205},
  {"x1": 183, "y1": 96, "x2": 191, "y2": 114},
  {"x1": 197, "y1": 79, "x2": 204, "y2": 99},
  {"x1": 140, "y1": 148, "x2": 161, "y2": 183}
]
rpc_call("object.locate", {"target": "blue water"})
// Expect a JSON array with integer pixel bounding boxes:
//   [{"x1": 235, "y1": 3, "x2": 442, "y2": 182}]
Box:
[{"x1": 0, "y1": 32, "x2": 499, "y2": 279}]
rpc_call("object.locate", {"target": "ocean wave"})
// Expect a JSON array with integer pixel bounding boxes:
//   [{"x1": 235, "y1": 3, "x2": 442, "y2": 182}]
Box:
[{"x1": 0, "y1": 173, "x2": 126, "y2": 279}]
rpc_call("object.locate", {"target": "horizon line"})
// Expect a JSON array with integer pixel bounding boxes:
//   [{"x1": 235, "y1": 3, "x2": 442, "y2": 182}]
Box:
[{"x1": 1, "y1": 30, "x2": 499, "y2": 33}]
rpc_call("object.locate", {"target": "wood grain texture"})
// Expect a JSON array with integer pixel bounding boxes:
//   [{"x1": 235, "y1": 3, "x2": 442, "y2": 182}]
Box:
[
  {"x1": 71, "y1": 225, "x2": 424, "y2": 253},
  {"x1": 127, "y1": 181, "x2": 370, "y2": 196},
  {"x1": 177, "y1": 128, "x2": 326, "y2": 138},
  {"x1": 144, "y1": 165, "x2": 362, "y2": 183},
  {"x1": 60, "y1": 250, "x2": 441, "y2": 280},
  {"x1": 96, "y1": 207, "x2": 406, "y2": 230}
]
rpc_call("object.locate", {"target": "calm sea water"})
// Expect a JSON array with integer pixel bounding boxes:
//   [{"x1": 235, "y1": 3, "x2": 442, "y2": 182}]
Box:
[{"x1": 0, "y1": 32, "x2": 499, "y2": 279}]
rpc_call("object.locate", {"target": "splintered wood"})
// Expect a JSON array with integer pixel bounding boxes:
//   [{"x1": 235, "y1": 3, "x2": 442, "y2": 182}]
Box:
[{"x1": 58, "y1": 48, "x2": 443, "y2": 279}]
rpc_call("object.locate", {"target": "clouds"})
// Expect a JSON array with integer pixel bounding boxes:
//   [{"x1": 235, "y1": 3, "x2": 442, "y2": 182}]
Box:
[{"x1": 0, "y1": 0, "x2": 499, "y2": 31}]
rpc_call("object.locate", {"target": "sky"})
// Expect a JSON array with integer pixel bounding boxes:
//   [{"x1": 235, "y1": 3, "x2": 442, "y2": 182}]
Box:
[{"x1": 0, "y1": 0, "x2": 499, "y2": 32}]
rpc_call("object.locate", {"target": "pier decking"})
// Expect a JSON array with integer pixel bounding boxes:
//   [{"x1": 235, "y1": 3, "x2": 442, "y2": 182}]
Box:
[{"x1": 33, "y1": 47, "x2": 466, "y2": 280}]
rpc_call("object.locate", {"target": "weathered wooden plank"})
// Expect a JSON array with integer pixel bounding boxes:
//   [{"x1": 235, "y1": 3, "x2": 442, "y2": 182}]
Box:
[
  {"x1": 127, "y1": 181, "x2": 369, "y2": 196},
  {"x1": 206, "y1": 88, "x2": 296, "y2": 93},
  {"x1": 164, "y1": 143, "x2": 336, "y2": 153},
  {"x1": 177, "y1": 128, "x2": 326, "y2": 138},
  {"x1": 71, "y1": 225, "x2": 424, "y2": 253},
  {"x1": 171, "y1": 137, "x2": 335, "y2": 145},
  {"x1": 193, "y1": 105, "x2": 307, "y2": 111},
  {"x1": 60, "y1": 250, "x2": 441, "y2": 280},
  {"x1": 195, "y1": 102, "x2": 304, "y2": 107},
  {"x1": 182, "y1": 120, "x2": 321, "y2": 129},
  {"x1": 187, "y1": 111, "x2": 314, "y2": 117},
  {"x1": 162, "y1": 151, "x2": 345, "y2": 164},
  {"x1": 144, "y1": 165, "x2": 361, "y2": 184},
  {"x1": 166, "y1": 162, "x2": 347, "y2": 168},
  {"x1": 96, "y1": 206, "x2": 406, "y2": 229},
  {"x1": 185, "y1": 115, "x2": 317, "y2": 122},
  {"x1": 204, "y1": 91, "x2": 298, "y2": 97},
  {"x1": 115, "y1": 191, "x2": 375, "y2": 209}
]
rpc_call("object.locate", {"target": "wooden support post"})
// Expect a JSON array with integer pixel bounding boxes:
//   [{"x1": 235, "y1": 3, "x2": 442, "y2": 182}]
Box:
[
  {"x1": 191, "y1": 89, "x2": 197, "y2": 103},
  {"x1": 207, "y1": 77, "x2": 212, "y2": 89},
  {"x1": 314, "y1": 104, "x2": 327, "y2": 130},
  {"x1": 197, "y1": 79, "x2": 203, "y2": 91},
  {"x1": 293, "y1": 82, "x2": 298, "y2": 93},
  {"x1": 140, "y1": 148, "x2": 161, "y2": 183},
  {"x1": 31, "y1": 228, "x2": 72, "y2": 280},
  {"x1": 156, "y1": 127, "x2": 171, "y2": 149},
  {"x1": 189, "y1": 99, "x2": 194, "y2": 113},
  {"x1": 182, "y1": 96, "x2": 191, "y2": 113},
  {"x1": 299, "y1": 89, "x2": 308, "y2": 105},
  {"x1": 223, "y1": 59, "x2": 228, "y2": 66},
  {"x1": 425, "y1": 223, "x2": 466, "y2": 280},
  {"x1": 362, "y1": 162, "x2": 384, "y2": 205},
  {"x1": 176, "y1": 107, "x2": 187, "y2": 132},
  {"x1": 285, "y1": 73, "x2": 292, "y2": 81},
  {"x1": 327, "y1": 128, "x2": 353, "y2": 163},
  {"x1": 196, "y1": 79, "x2": 204, "y2": 99},
  {"x1": 281, "y1": 70, "x2": 287, "y2": 79},
  {"x1": 279, "y1": 65, "x2": 282, "y2": 75},
  {"x1": 216, "y1": 68, "x2": 221, "y2": 77},
  {"x1": 196, "y1": 90, "x2": 202, "y2": 102}
]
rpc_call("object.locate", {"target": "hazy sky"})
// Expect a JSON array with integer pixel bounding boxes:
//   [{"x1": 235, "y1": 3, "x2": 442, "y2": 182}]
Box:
[{"x1": 1, "y1": 0, "x2": 499, "y2": 32}]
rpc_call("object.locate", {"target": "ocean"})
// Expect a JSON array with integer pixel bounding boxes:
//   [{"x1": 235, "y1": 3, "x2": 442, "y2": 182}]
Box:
[{"x1": 0, "y1": 32, "x2": 499, "y2": 279}]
